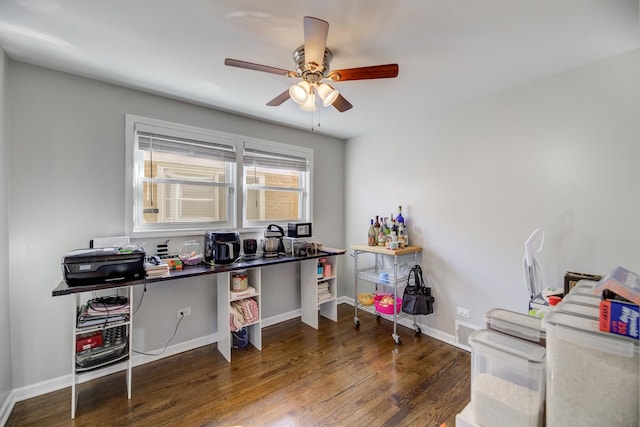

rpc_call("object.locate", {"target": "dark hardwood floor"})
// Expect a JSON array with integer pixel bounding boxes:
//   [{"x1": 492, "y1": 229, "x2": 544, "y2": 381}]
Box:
[{"x1": 7, "y1": 304, "x2": 470, "y2": 427}]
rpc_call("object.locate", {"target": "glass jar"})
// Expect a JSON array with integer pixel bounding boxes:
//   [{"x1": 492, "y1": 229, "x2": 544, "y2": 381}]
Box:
[{"x1": 178, "y1": 240, "x2": 204, "y2": 265}]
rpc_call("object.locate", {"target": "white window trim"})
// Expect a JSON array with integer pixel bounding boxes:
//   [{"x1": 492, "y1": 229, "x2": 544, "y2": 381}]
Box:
[
  {"x1": 240, "y1": 137, "x2": 313, "y2": 230},
  {"x1": 125, "y1": 115, "x2": 238, "y2": 238},
  {"x1": 125, "y1": 115, "x2": 313, "y2": 238}
]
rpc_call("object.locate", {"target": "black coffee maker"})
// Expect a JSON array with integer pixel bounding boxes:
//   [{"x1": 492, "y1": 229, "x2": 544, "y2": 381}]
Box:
[{"x1": 204, "y1": 231, "x2": 240, "y2": 264}]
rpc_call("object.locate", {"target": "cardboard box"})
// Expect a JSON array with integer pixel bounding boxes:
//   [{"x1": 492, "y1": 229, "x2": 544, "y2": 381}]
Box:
[
  {"x1": 599, "y1": 299, "x2": 639, "y2": 339},
  {"x1": 592, "y1": 266, "x2": 640, "y2": 305},
  {"x1": 564, "y1": 271, "x2": 603, "y2": 295}
]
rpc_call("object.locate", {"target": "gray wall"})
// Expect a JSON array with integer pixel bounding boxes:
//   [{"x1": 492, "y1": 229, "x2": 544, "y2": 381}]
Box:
[
  {"x1": 345, "y1": 49, "x2": 640, "y2": 337},
  {"x1": 0, "y1": 50, "x2": 12, "y2": 410},
  {"x1": 7, "y1": 61, "x2": 345, "y2": 390}
]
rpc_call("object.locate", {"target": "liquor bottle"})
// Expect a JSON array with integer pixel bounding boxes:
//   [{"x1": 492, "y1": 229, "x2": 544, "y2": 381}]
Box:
[
  {"x1": 396, "y1": 206, "x2": 404, "y2": 227},
  {"x1": 397, "y1": 222, "x2": 405, "y2": 248},
  {"x1": 374, "y1": 215, "x2": 380, "y2": 238},
  {"x1": 403, "y1": 223, "x2": 409, "y2": 247},
  {"x1": 367, "y1": 219, "x2": 376, "y2": 246},
  {"x1": 377, "y1": 226, "x2": 386, "y2": 246}
]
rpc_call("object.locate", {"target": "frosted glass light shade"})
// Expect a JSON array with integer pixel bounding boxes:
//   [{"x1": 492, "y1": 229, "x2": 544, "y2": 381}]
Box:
[
  {"x1": 289, "y1": 81, "x2": 311, "y2": 104},
  {"x1": 298, "y1": 93, "x2": 316, "y2": 111},
  {"x1": 317, "y1": 83, "x2": 339, "y2": 107}
]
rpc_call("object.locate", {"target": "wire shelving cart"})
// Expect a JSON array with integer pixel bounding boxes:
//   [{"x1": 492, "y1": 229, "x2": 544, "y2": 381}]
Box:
[{"x1": 351, "y1": 244, "x2": 422, "y2": 344}]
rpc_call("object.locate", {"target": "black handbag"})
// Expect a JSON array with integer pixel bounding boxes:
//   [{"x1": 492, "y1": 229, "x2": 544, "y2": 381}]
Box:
[{"x1": 401, "y1": 265, "x2": 435, "y2": 315}]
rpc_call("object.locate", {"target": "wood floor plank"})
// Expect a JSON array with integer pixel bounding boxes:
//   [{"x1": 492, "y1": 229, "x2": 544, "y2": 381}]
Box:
[{"x1": 7, "y1": 304, "x2": 470, "y2": 426}]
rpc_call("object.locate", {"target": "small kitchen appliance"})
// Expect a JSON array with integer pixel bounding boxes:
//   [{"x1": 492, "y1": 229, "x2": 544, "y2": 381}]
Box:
[
  {"x1": 262, "y1": 224, "x2": 285, "y2": 257},
  {"x1": 243, "y1": 238, "x2": 258, "y2": 258},
  {"x1": 204, "y1": 231, "x2": 241, "y2": 264},
  {"x1": 287, "y1": 222, "x2": 312, "y2": 238}
]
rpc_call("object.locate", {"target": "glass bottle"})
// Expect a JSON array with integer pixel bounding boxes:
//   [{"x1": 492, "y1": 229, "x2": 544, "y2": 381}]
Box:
[
  {"x1": 374, "y1": 216, "x2": 380, "y2": 238},
  {"x1": 396, "y1": 205, "x2": 404, "y2": 227},
  {"x1": 368, "y1": 219, "x2": 376, "y2": 246},
  {"x1": 377, "y1": 226, "x2": 386, "y2": 246}
]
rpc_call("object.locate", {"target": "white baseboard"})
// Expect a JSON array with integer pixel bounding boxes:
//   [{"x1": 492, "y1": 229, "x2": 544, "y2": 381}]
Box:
[
  {"x1": 7, "y1": 302, "x2": 465, "y2": 412},
  {"x1": 9, "y1": 310, "x2": 299, "y2": 405},
  {"x1": 342, "y1": 296, "x2": 466, "y2": 351},
  {"x1": 0, "y1": 390, "x2": 16, "y2": 427},
  {"x1": 261, "y1": 308, "x2": 301, "y2": 328}
]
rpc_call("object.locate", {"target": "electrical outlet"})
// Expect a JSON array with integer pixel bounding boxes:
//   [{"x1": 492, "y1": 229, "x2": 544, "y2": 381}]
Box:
[
  {"x1": 177, "y1": 307, "x2": 191, "y2": 318},
  {"x1": 456, "y1": 306, "x2": 470, "y2": 318}
]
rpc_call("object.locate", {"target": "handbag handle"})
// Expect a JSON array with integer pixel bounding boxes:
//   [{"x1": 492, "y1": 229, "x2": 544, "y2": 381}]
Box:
[{"x1": 406, "y1": 265, "x2": 424, "y2": 291}]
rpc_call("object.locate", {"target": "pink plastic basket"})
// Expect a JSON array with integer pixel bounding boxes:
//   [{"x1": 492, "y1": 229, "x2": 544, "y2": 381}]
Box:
[{"x1": 373, "y1": 294, "x2": 402, "y2": 315}]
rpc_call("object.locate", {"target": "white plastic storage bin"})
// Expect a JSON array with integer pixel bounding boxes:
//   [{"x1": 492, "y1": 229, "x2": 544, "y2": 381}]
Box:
[
  {"x1": 571, "y1": 279, "x2": 598, "y2": 293},
  {"x1": 561, "y1": 293, "x2": 600, "y2": 307},
  {"x1": 543, "y1": 311, "x2": 639, "y2": 427},
  {"x1": 553, "y1": 301, "x2": 599, "y2": 319},
  {"x1": 469, "y1": 329, "x2": 546, "y2": 427},
  {"x1": 484, "y1": 308, "x2": 545, "y2": 346}
]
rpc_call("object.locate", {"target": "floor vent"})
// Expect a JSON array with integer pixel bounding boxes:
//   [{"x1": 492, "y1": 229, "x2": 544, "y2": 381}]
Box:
[{"x1": 455, "y1": 320, "x2": 481, "y2": 351}]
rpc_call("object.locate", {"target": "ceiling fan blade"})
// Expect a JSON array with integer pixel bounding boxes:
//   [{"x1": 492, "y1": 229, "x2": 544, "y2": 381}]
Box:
[
  {"x1": 225, "y1": 58, "x2": 292, "y2": 76},
  {"x1": 327, "y1": 64, "x2": 399, "y2": 82},
  {"x1": 331, "y1": 94, "x2": 353, "y2": 112},
  {"x1": 303, "y1": 16, "x2": 329, "y2": 72},
  {"x1": 266, "y1": 90, "x2": 291, "y2": 106}
]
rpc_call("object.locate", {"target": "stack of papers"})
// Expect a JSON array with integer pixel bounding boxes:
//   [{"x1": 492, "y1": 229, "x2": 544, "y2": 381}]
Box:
[
  {"x1": 145, "y1": 262, "x2": 170, "y2": 278},
  {"x1": 77, "y1": 298, "x2": 130, "y2": 329}
]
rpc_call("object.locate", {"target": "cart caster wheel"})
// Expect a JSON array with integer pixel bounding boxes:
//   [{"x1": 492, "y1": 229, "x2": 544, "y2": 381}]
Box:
[
  {"x1": 393, "y1": 336, "x2": 401, "y2": 345},
  {"x1": 354, "y1": 319, "x2": 360, "y2": 328},
  {"x1": 414, "y1": 327, "x2": 421, "y2": 336},
  {"x1": 376, "y1": 314, "x2": 381, "y2": 321}
]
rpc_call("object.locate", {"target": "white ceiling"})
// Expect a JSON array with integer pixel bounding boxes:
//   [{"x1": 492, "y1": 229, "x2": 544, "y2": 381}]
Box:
[{"x1": 1, "y1": 0, "x2": 638, "y2": 139}]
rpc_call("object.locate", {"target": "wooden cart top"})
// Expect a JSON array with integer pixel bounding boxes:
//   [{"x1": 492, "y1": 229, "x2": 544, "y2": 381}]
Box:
[{"x1": 350, "y1": 245, "x2": 422, "y2": 256}]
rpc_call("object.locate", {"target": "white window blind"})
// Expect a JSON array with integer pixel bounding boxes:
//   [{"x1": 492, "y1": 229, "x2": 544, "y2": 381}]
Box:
[
  {"x1": 243, "y1": 147, "x2": 309, "y2": 172},
  {"x1": 242, "y1": 142, "x2": 311, "y2": 226},
  {"x1": 128, "y1": 117, "x2": 237, "y2": 235},
  {"x1": 137, "y1": 131, "x2": 237, "y2": 163}
]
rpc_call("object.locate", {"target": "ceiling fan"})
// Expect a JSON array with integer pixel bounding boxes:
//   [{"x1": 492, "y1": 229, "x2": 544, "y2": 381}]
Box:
[{"x1": 225, "y1": 16, "x2": 399, "y2": 113}]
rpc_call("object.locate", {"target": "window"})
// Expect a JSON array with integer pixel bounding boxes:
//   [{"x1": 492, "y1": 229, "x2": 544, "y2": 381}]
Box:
[
  {"x1": 242, "y1": 140, "x2": 311, "y2": 227},
  {"x1": 126, "y1": 116, "x2": 312, "y2": 237},
  {"x1": 126, "y1": 116, "x2": 237, "y2": 236}
]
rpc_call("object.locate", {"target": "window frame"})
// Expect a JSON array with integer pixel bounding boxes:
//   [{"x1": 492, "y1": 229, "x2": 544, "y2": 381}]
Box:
[
  {"x1": 125, "y1": 115, "x2": 238, "y2": 237},
  {"x1": 125, "y1": 115, "x2": 313, "y2": 238},
  {"x1": 240, "y1": 137, "x2": 313, "y2": 229}
]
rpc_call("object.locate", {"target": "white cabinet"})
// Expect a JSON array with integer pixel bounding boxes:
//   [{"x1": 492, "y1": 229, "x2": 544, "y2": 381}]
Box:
[
  {"x1": 216, "y1": 268, "x2": 262, "y2": 362},
  {"x1": 301, "y1": 255, "x2": 338, "y2": 329},
  {"x1": 71, "y1": 285, "x2": 133, "y2": 419}
]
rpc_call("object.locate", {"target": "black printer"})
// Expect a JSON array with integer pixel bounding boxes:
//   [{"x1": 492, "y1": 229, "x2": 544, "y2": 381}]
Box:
[{"x1": 62, "y1": 247, "x2": 146, "y2": 286}]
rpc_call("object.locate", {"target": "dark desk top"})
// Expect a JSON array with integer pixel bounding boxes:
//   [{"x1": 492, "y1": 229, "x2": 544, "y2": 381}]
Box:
[{"x1": 52, "y1": 248, "x2": 346, "y2": 296}]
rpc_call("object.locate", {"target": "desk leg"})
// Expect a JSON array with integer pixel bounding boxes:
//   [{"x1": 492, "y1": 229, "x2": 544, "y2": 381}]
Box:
[
  {"x1": 300, "y1": 258, "x2": 318, "y2": 329},
  {"x1": 126, "y1": 286, "x2": 133, "y2": 399},
  {"x1": 216, "y1": 272, "x2": 231, "y2": 362},
  {"x1": 71, "y1": 294, "x2": 79, "y2": 419}
]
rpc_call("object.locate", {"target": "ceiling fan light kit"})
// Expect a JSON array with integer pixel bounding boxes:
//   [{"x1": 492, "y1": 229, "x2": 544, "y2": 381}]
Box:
[
  {"x1": 317, "y1": 83, "x2": 339, "y2": 107},
  {"x1": 289, "y1": 81, "x2": 312, "y2": 104},
  {"x1": 225, "y1": 16, "x2": 399, "y2": 116},
  {"x1": 299, "y1": 93, "x2": 317, "y2": 112}
]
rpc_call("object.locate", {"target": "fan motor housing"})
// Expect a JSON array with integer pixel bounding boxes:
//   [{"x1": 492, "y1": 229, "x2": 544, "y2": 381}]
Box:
[{"x1": 293, "y1": 45, "x2": 333, "y2": 76}]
